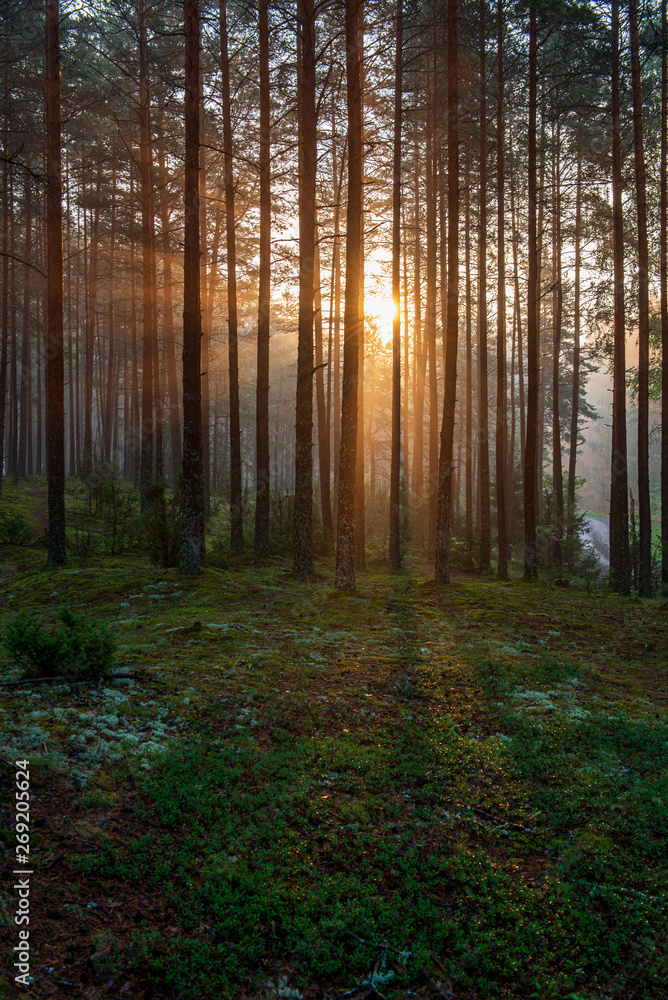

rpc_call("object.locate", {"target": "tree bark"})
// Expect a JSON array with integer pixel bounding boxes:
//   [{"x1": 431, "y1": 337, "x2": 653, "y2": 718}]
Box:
[
  {"x1": 434, "y1": 0, "x2": 458, "y2": 583},
  {"x1": 45, "y1": 0, "x2": 66, "y2": 565},
  {"x1": 661, "y1": 0, "x2": 668, "y2": 596},
  {"x1": 523, "y1": 6, "x2": 539, "y2": 580},
  {"x1": 220, "y1": 0, "x2": 243, "y2": 551},
  {"x1": 551, "y1": 134, "x2": 563, "y2": 568},
  {"x1": 335, "y1": 0, "x2": 363, "y2": 590},
  {"x1": 495, "y1": 0, "x2": 508, "y2": 579},
  {"x1": 18, "y1": 174, "x2": 32, "y2": 479},
  {"x1": 0, "y1": 74, "x2": 7, "y2": 496},
  {"x1": 314, "y1": 223, "x2": 333, "y2": 551},
  {"x1": 478, "y1": 0, "x2": 490, "y2": 571},
  {"x1": 293, "y1": 0, "x2": 317, "y2": 575},
  {"x1": 629, "y1": 0, "x2": 651, "y2": 597},
  {"x1": 139, "y1": 0, "x2": 156, "y2": 502},
  {"x1": 389, "y1": 0, "x2": 402, "y2": 571},
  {"x1": 566, "y1": 155, "x2": 582, "y2": 566},
  {"x1": 254, "y1": 0, "x2": 271, "y2": 557},
  {"x1": 609, "y1": 0, "x2": 631, "y2": 593},
  {"x1": 180, "y1": 0, "x2": 205, "y2": 575},
  {"x1": 464, "y1": 152, "x2": 473, "y2": 565}
]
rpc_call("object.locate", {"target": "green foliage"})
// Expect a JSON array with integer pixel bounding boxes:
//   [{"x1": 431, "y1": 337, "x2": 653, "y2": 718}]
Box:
[
  {"x1": 67, "y1": 457, "x2": 143, "y2": 557},
  {"x1": 0, "y1": 510, "x2": 35, "y2": 546},
  {"x1": 141, "y1": 479, "x2": 182, "y2": 568},
  {"x1": 4, "y1": 607, "x2": 116, "y2": 680}
]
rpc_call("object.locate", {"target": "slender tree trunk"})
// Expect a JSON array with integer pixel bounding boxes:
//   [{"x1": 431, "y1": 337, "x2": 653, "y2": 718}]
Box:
[
  {"x1": 510, "y1": 156, "x2": 525, "y2": 481},
  {"x1": 551, "y1": 135, "x2": 563, "y2": 568},
  {"x1": 314, "y1": 224, "x2": 333, "y2": 551},
  {"x1": 609, "y1": 0, "x2": 631, "y2": 593},
  {"x1": 220, "y1": 0, "x2": 243, "y2": 551},
  {"x1": 103, "y1": 169, "x2": 116, "y2": 462},
  {"x1": 434, "y1": 0, "x2": 458, "y2": 583},
  {"x1": 18, "y1": 175, "x2": 32, "y2": 479},
  {"x1": 495, "y1": 0, "x2": 508, "y2": 579},
  {"x1": 389, "y1": 0, "x2": 402, "y2": 570},
  {"x1": 412, "y1": 148, "x2": 426, "y2": 539},
  {"x1": 255, "y1": 0, "x2": 271, "y2": 557},
  {"x1": 180, "y1": 0, "x2": 205, "y2": 574},
  {"x1": 629, "y1": 0, "x2": 651, "y2": 597},
  {"x1": 425, "y1": 58, "x2": 438, "y2": 558},
  {"x1": 84, "y1": 167, "x2": 100, "y2": 463},
  {"x1": 335, "y1": 0, "x2": 363, "y2": 590},
  {"x1": 139, "y1": 0, "x2": 156, "y2": 501},
  {"x1": 567, "y1": 156, "x2": 582, "y2": 566},
  {"x1": 464, "y1": 153, "x2": 473, "y2": 564},
  {"x1": 524, "y1": 6, "x2": 539, "y2": 580},
  {"x1": 45, "y1": 0, "x2": 66, "y2": 565},
  {"x1": 199, "y1": 123, "x2": 209, "y2": 509},
  {"x1": 293, "y1": 0, "x2": 317, "y2": 575},
  {"x1": 478, "y1": 0, "x2": 490, "y2": 570},
  {"x1": 355, "y1": 21, "x2": 366, "y2": 572},
  {"x1": 0, "y1": 74, "x2": 7, "y2": 495},
  {"x1": 661, "y1": 0, "x2": 668, "y2": 596},
  {"x1": 156, "y1": 133, "x2": 182, "y2": 482}
]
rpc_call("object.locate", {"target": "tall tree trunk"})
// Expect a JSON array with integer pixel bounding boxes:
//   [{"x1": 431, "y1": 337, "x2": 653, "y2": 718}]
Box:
[
  {"x1": 314, "y1": 223, "x2": 333, "y2": 551},
  {"x1": 18, "y1": 174, "x2": 32, "y2": 479},
  {"x1": 45, "y1": 0, "x2": 66, "y2": 565},
  {"x1": 199, "y1": 121, "x2": 209, "y2": 509},
  {"x1": 220, "y1": 0, "x2": 243, "y2": 551},
  {"x1": 629, "y1": 0, "x2": 651, "y2": 597},
  {"x1": 609, "y1": 0, "x2": 631, "y2": 593},
  {"x1": 335, "y1": 0, "x2": 363, "y2": 590},
  {"x1": 412, "y1": 147, "x2": 425, "y2": 538},
  {"x1": 510, "y1": 153, "x2": 525, "y2": 482},
  {"x1": 478, "y1": 0, "x2": 490, "y2": 570},
  {"x1": 83, "y1": 166, "x2": 100, "y2": 463},
  {"x1": 566, "y1": 156, "x2": 582, "y2": 566},
  {"x1": 389, "y1": 0, "x2": 402, "y2": 571},
  {"x1": 254, "y1": 0, "x2": 271, "y2": 557},
  {"x1": 661, "y1": 0, "x2": 668, "y2": 596},
  {"x1": 425, "y1": 57, "x2": 438, "y2": 558},
  {"x1": 0, "y1": 74, "x2": 7, "y2": 496},
  {"x1": 551, "y1": 135, "x2": 563, "y2": 568},
  {"x1": 495, "y1": 0, "x2": 508, "y2": 579},
  {"x1": 355, "y1": 20, "x2": 366, "y2": 572},
  {"x1": 139, "y1": 0, "x2": 156, "y2": 501},
  {"x1": 103, "y1": 169, "x2": 116, "y2": 462},
  {"x1": 464, "y1": 152, "x2": 473, "y2": 564},
  {"x1": 434, "y1": 0, "x2": 458, "y2": 583},
  {"x1": 156, "y1": 130, "x2": 182, "y2": 482},
  {"x1": 180, "y1": 0, "x2": 205, "y2": 574},
  {"x1": 293, "y1": 0, "x2": 317, "y2": 575},
  {"x1": 523, "y1": 6, "x2": 539, "y2": 580}
]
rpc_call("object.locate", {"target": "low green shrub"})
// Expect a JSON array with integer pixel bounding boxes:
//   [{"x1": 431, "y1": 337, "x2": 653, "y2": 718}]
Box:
[
  {"x1": 3, "y1": 607, "x2": 116, "y2": 680},
  {"x1": 0, "y1": 510, "x2": 35, "y2": 546}
]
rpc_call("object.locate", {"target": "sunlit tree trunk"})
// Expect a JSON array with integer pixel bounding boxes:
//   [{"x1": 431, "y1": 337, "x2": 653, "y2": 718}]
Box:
[
  {"x1": 314, "y1": 223, "x2": 333, "y2": 551},
  {"x1": 629, "y1": 0, "x2": 651, "y2": 597},
  {"x1": 661, "y1": 0, "x2": 668, "y2": 596},
  {"x1": 220, "y1": 0, "x2": 243, "y2": 551},
  {"x1": 523, "y1": 6, "x2": 539, "y2": 580},
  {"x1": 254, "y1": 0, "x2": 271, "y2": 557},
  {"x1": 566, "y1": 156, "x2": 582, "y2": 567},
  {"x1": 495, "y1": 0, "x2": 508, "y2": 579},
  {"x1": 412, "y1": 146, "x2": 426, "y2": 541},
  {"x1": 434, "y1": 0, "x2": 458, "y2": 584},
  {"x1": 609, "y1": 0, "x2": 630, "y2": 594},
  {"x1": 45, "y1": 0, "x2": 66, "y2": 565},
  {"x1": 293, "y1": 0, "x2": 317, "y2": 574},
  {"x1": 464, "y1": 153, "x2": 473, "y2": 565},
  {"x1": 336, "y1": 0, "x2": 363, "y2": 590},
  {"x1": 139, "y1": 0, "x2": 156, "y2": 502},
  {"x1": 551, "y1": 134, "x2": 563, "y2": 568},
  {"x1": 425, "y1": 54, "x2": 438, "y2": 558},
  {"x1": 180, "y1": 0, "x2": 205, "y2": 575},
  {"x1": 389, "y1": 0, "x2": 402, "y2": 571},
  {"x1": 477, "y1": 0, "x2": 490, "y2": 570}
]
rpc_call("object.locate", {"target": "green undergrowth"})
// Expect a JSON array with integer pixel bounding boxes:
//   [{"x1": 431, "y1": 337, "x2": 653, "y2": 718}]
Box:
[{"x1": 0, "y1": 480, "x2": 667, "y2": 998}]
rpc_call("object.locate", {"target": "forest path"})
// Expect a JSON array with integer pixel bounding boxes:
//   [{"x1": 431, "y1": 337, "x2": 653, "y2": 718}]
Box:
[{"x1": 583, "y1": 514, "x2": 610, "y2": 570}]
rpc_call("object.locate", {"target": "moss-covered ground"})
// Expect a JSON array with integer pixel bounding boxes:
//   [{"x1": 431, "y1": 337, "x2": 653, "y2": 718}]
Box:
[{"x1": 0, "y1": 480, "x2": 667, "y2": 1000}]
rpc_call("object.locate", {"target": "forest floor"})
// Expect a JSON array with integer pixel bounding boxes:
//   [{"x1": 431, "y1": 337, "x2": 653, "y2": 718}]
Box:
[{"x1": 0, "y1": 481, "x2": 667, "y2": 1000}]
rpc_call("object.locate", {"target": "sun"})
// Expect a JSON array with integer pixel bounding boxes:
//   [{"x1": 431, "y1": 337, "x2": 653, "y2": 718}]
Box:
[{"x1": 364, "y1": 294, "x2": 398, "y2": 340}]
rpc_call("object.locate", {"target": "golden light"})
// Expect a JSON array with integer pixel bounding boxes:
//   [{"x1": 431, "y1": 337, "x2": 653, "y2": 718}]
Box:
[{"x1": 365, "y1": 294, "x2": 398, "y2": 342}]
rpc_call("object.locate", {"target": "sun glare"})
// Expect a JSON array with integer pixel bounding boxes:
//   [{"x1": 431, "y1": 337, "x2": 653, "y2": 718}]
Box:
[{"x1": 365, "y1": 295, "x2": 398, "y2": 341}]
